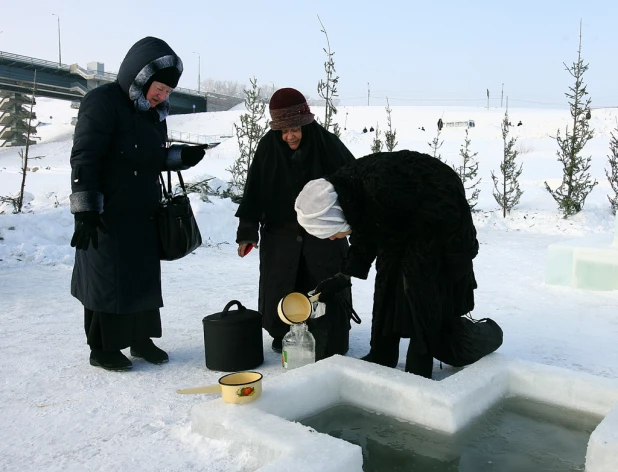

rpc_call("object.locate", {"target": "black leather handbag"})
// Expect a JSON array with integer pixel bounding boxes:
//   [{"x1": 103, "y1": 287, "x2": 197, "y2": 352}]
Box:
[{"x1": 157, "y1": 170, "x2": 202, "y2": 261}]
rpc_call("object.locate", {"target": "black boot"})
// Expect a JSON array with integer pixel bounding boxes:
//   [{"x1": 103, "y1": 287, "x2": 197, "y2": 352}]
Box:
[
  {"x1": 271, "y1": 337, "x2": 283, "y2": 354},
  {"x1": 130, "y1": 339, "x2": 169, "y2": 364},
  {"x1": 360, "y1": 350, "x2": 399, "y2": 368},
  {"x1": 90, "y1": 349, "x2": 132, "y2": 371},
  {"x1": 361, "y1": 334, "x2": 400, "y2": 368},
  {"x1": 404, "y1": 350, "x2": 433, "y2": 379}
]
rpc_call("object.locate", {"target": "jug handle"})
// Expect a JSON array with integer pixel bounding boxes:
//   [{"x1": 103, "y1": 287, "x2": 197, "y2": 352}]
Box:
[
  {"x1": 308, "y1": 293, "x2": 321, "y2": 303},
  {"x1": 221, "y1": 300, "x2": 245, "y2": 315},
  {"x1": 176, "y1": 384, "x2": 222, "y2": 395}
]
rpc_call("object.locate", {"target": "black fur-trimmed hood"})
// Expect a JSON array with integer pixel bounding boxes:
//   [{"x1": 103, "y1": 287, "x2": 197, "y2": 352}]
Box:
[{"x1": 116, "y1": 36, "x2": 183, "y2": 121}]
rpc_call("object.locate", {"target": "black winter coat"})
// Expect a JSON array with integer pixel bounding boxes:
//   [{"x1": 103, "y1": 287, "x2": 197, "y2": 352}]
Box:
[
  {"x1": 327, "y1": 150, "x2": 479, "y2": 355},
  {"x1": 69, "y1": 37, "x2": 185, "y2": 314},
  {"x1": 235, "y1": 123, "x2": 356, "y2": 352}
]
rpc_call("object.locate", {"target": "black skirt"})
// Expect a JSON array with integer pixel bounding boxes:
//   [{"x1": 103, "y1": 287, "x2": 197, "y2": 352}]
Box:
[{"x1": 84, "y1": 308, "x2": 162, "y2": 351}]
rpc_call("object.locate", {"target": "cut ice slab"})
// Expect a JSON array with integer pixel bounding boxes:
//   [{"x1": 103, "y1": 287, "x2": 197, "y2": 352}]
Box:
[
  {"x1": 188, "y1": 354, "x2": 618, "y2": 472},
  {"x1": 546, "y1": 214, "x2": 618, "y2": 291},
  {"x1": 546, "y1": 234, "x2": 618, "y2": 291}
]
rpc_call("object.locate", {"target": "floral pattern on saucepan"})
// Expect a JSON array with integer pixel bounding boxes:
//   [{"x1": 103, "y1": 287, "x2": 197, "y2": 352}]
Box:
[{"x1": 236, "y1": 386, "x2": 255, "y2": 397}]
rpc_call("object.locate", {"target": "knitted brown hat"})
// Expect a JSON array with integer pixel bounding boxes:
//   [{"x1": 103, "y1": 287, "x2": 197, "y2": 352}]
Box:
[{"x1": 269, "y1": 88, "x2": 315, "y2": 130}]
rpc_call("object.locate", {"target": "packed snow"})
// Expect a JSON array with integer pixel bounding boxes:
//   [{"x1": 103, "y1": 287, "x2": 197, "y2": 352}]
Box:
[{"x1": 1, "y1": 97, "x2": 618, "y2": 471}]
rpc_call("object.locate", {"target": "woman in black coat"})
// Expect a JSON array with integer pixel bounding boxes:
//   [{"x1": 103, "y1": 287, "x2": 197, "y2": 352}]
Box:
[
  {"x1": 295, "y1": 150, "x2": 503, "y2": 378},
  {"x1": 69, "y1": 37, "x2": 207, "y2": 371},
  {"x1": 235, "y1": 88, "x2": 356, "y2": 359}
]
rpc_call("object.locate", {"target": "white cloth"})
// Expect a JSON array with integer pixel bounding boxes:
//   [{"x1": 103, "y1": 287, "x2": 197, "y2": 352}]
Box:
[{"x1": 295, "y1": 179, "x2": 351, "y2": 239}]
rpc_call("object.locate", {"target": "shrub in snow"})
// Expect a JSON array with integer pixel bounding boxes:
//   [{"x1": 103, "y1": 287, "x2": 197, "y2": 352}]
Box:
[
  {"x1": 384, "y1": 98, "x2": 398, "y2": 152},
  {"x1": 184, "y1": 178, "x2": 216, "y2": 203},
  {"x1": 370, "y1": 124, "x2": 383, "y2": 154},
  {"x1": 453, "y1": 129, "x2": 481, "y2": 211},
  {"x1": 428, "y1": 128, "x2": 443, "y2": 161},
  {"x1": 606, "y1": 127, "x2": 618, "y2": 215},
  {"x1": 228, "y1": 77, "x2": 268, "y2": 203},
  {"x1": 316, "y1": 15, "x2": 340, "y2": 137}
]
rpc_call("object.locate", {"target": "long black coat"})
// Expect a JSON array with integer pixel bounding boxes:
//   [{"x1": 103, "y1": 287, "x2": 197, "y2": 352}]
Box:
[
  {"x1": 235, "y1": 123, "x2": 355, "y2": 355},
  {"x1": 69, "y1": 37, "x2": 184, "y2": 314},
  {"x1": 327, "y1": 150, "x2": 479, "y2": 355}
]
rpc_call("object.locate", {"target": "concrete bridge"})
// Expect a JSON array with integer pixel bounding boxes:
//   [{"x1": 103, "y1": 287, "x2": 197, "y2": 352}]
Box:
[{"x1": 0, "y1": 51, "x2": 242, "y2": 115}]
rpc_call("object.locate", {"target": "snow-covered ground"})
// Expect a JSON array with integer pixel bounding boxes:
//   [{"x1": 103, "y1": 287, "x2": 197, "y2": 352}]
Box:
[{"x1": 1, "y1": 98, "x2": 617, "y2": 471}]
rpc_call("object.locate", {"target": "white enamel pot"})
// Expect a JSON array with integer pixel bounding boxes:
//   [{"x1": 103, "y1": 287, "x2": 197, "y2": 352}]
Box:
[
  {"x1": 277, "y1": 292, "x2": 320, "y2": 325},
  {"x1": 176, "y1": 371, "x2": 262, "y2": 404}
]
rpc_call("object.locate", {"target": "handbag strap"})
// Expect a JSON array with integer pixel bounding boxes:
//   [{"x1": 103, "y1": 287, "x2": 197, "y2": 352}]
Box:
[{"x1": 159, "y1": 170, "x2": 188, "y2": 199}]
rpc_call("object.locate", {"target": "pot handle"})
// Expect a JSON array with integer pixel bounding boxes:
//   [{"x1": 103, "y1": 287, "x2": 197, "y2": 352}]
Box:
[
  {"x1": 221, "y1": 300, "x2": 245, "y2": 316},
  {"x1": 176, "y1": 384, "x2": 222, "y2": 395}
]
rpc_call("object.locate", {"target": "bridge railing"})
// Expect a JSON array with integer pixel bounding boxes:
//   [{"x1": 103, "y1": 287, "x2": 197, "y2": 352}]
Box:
[
  {"x1": 2, "y1": 51, "x2": 207, "y2": 98},
  {"x1": 0, "y1": 51, "x2": 72, "y2": 72},
  {"x1": 168, "y1": 129, "x2": 233, "y2": 145}
]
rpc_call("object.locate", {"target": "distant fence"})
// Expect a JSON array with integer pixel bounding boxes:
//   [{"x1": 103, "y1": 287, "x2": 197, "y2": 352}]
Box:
[
  {"x1": 167, "y1": 129, "x2": 234, "y2": 145},
  {"x1": 443, "y1": 120, "x2": 476, "y2": 129}
]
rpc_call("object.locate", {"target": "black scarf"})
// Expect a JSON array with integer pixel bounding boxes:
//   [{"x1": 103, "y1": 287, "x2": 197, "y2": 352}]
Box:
[{"x1": 235, "y1": 122, "x2": 355, "y2": 224}]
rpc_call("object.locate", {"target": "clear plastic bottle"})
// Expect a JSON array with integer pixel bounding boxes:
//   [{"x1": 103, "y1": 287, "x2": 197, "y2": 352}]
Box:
[{"x1": 282, "y1": 322, "x2": 316, "y2": 369}]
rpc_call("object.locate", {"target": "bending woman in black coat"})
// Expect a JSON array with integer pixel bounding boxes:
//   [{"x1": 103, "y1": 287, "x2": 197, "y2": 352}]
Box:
[
  {"x1": 235, "y1": 88, "x2": 356, "y2": 359},
  {"x1": 295, "y1": 150, "x2": 503, "y2": 378},
  {"x1": 69, "y1": 37, "x2": 207, "y2": 371}
]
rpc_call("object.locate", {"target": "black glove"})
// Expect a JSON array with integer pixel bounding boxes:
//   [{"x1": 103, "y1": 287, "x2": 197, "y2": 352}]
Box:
[
  {"x1": 315, "y1": 273, "x2": 352, "y2": 303},
  {"x1": 180, "y1": 145, "x2": 206, "y2": 167},
  {"x1": 70, "y1": 211, "x2": 107, "y2": 250}
]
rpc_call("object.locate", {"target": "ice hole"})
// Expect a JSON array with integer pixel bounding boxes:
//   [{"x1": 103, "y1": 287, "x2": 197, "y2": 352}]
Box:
[
  {"x1": 190, "y1": 355, "x2": 618, "y2": 472},
  {"x1": 300, "y1": 398, "x2": 601, "y2": 472}
]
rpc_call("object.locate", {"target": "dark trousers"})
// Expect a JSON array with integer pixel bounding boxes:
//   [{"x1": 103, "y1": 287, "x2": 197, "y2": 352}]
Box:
[
  {"x1": 367, "y1": 317, "x2": 503, "y2": 378},
  {"x1": 84, "y1": 308, "x2": 162, "y2": 351}
]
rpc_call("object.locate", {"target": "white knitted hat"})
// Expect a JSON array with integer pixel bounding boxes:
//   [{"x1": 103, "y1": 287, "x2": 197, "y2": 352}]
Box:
[{"x1": 295, "y1": 179, "x2": 351, "y2": 239}]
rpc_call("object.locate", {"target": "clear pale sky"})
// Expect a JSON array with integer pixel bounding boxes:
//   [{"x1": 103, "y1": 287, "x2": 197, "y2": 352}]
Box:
[{"x1": 1, "y1": 0, "x2": 616, "y2": 108}]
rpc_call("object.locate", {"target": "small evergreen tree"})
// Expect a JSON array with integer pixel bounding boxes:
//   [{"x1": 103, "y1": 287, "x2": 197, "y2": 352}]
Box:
[
  {"x1": 384, "y1": 98, "x2": 398, "y2": 152},
  {"x1": 428, "y1": 128, "x2": 443, "y2": 160},
  {"x1": 606, "y1": 126, "x2": 618, "y2": 215},
  {"x1": 316, "y1": 15, "x2": 340, "y2": 136},
  {"x1": 544, "y1": 22, "x2": 597, "y2": 218},
  {"x1": 491, "y1": 111, "x2": 523, "y2": 217},
  {"x1": 228, "y1": 77, "x2": 268, "y2": 202},
  {"x1": 184, "y1": 177, "x2": 216, "y2": 203},
  {"x1": 453, "y1": 128, "x2": 481, "y2": 211},
  {"x1": 371, "y1": 124, "x2": 383, "y2": 153}
]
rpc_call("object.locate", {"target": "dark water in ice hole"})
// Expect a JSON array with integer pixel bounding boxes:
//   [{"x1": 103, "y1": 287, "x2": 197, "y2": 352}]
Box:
[{"x1": 299, "y1": 398, "x2": 601, "y2": 472}]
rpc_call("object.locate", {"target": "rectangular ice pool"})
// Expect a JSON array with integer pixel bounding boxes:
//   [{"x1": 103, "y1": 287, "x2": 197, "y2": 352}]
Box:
[
  {"x1": 300, "y1": 398, "x2": 602, "y2": 472},
  {"x1": 190, "y1": 355, "x2": 618, "y2": 472}
]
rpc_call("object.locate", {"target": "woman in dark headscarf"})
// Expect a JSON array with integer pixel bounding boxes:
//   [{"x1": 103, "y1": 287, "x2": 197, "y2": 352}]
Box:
[{"x1": 235, "y1": 88, "x2": 356, "y2": 359}]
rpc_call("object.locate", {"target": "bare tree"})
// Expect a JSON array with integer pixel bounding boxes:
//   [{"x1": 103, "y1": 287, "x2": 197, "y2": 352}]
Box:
[
  {"x1": 201, "y1": 78, "x2": 247, "y2": 98},
  {"x1": 0, "y1": 71, "x2": 43, "y2": 213}
]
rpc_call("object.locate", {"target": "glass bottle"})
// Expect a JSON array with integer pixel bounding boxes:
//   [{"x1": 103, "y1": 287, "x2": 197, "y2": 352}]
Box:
[{"x1": 282, "y1": 322, "x2": 316, "y2": 370}]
